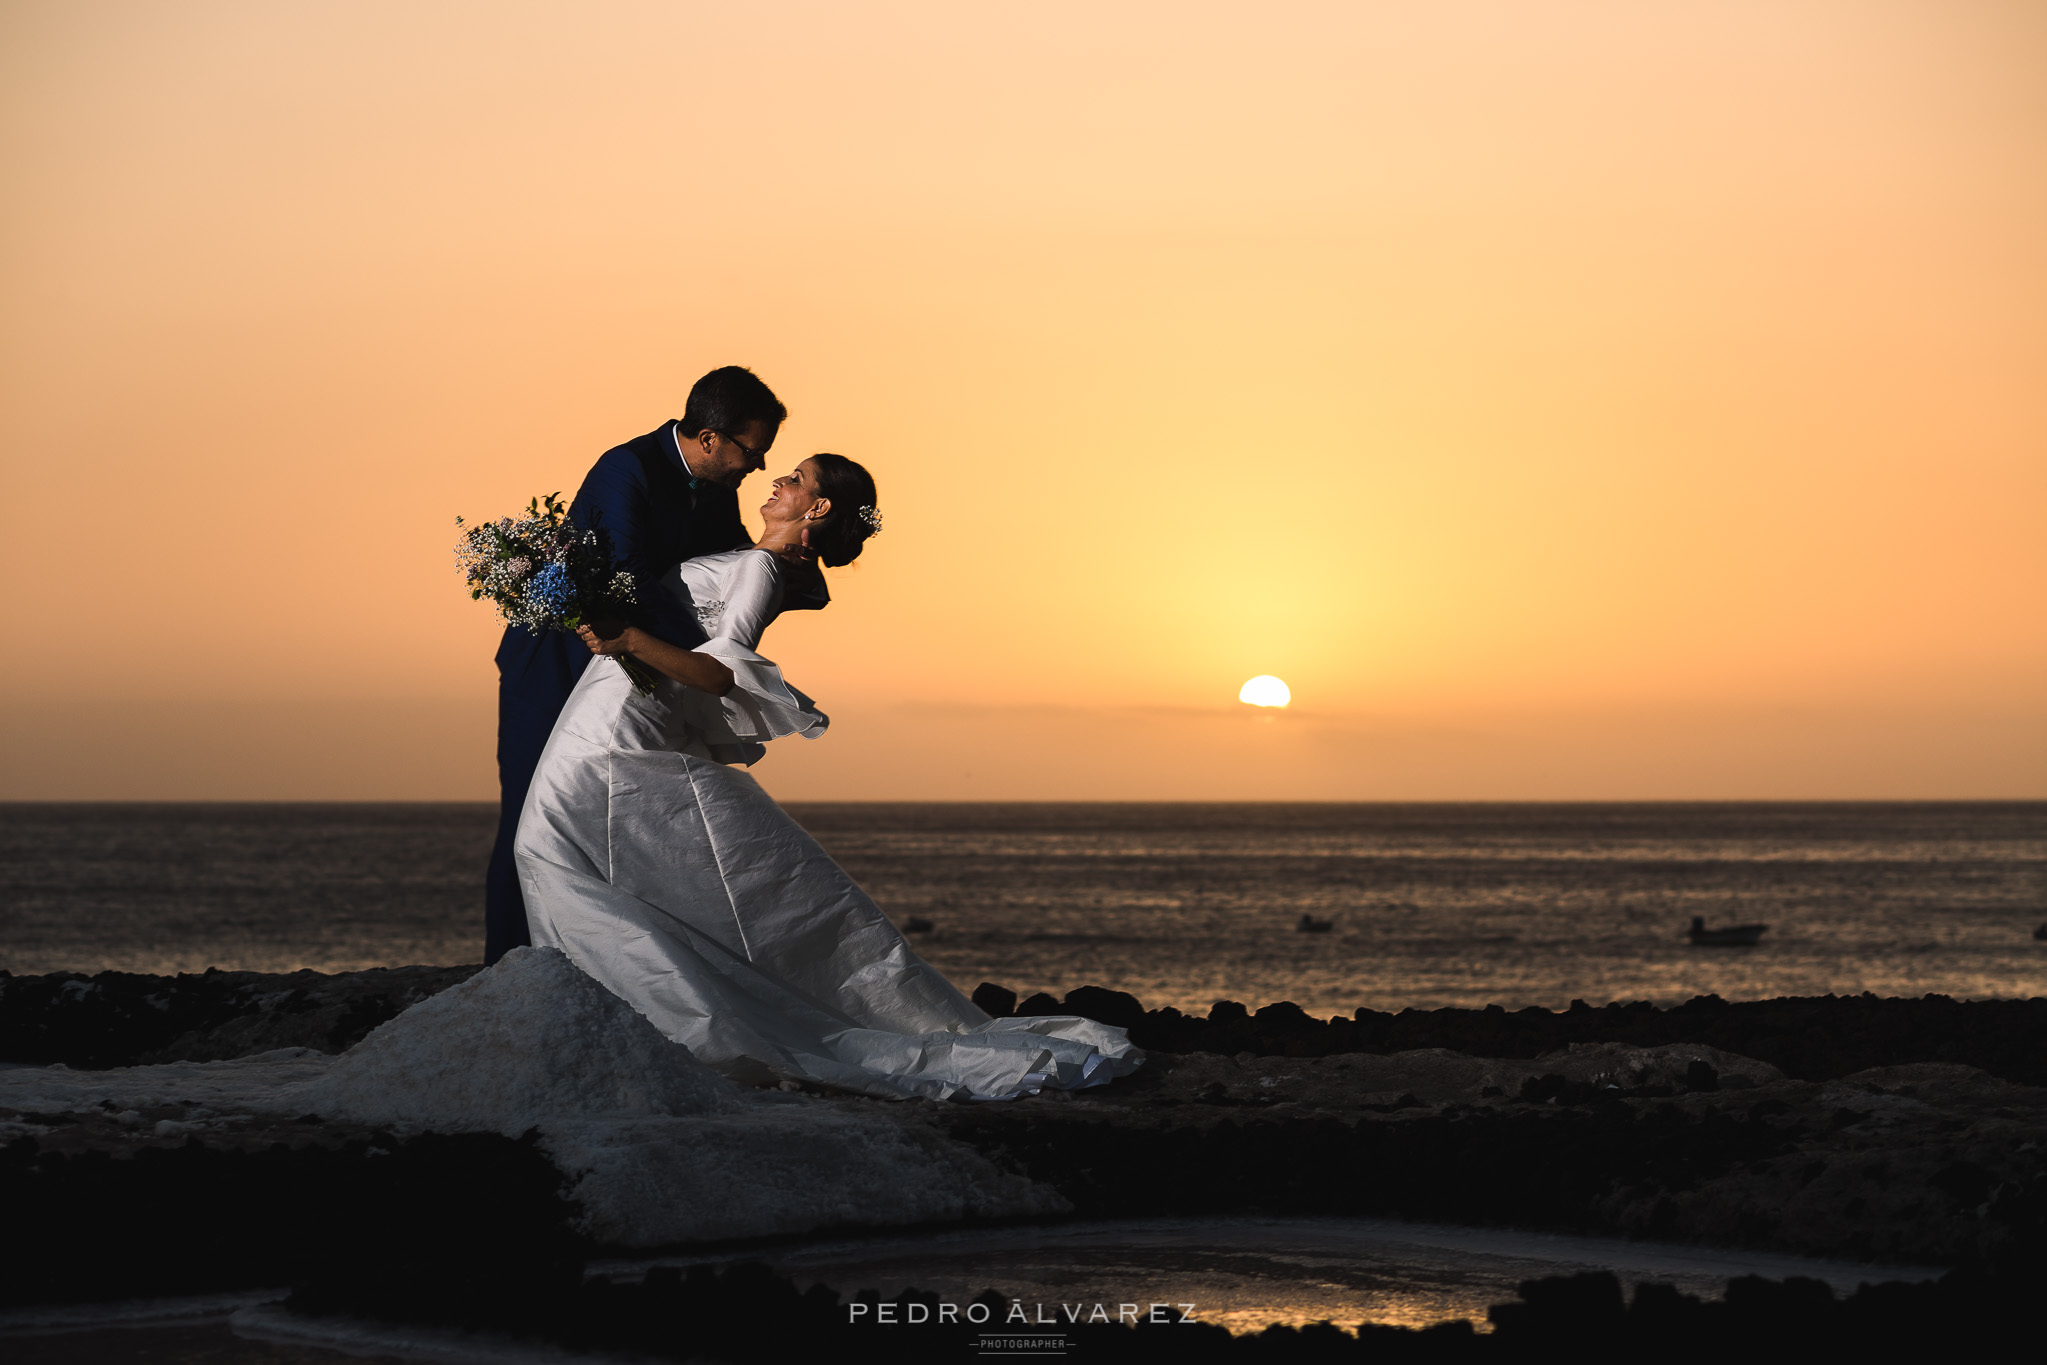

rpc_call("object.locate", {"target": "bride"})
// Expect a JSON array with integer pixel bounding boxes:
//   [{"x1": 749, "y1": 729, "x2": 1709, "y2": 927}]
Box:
[{"x1": 513, "y1": 453, "x2": 1141, "y2": 1101}]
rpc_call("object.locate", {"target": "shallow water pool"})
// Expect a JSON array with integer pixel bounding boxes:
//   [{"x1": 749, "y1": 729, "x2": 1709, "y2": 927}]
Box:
[{"x1": 600, "y1": 1214, "x2": 1945, "y2": 1335}]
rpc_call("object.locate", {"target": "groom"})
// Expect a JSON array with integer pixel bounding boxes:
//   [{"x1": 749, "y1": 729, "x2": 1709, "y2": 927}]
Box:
[{"x1": 483, "y1": 365, "x2": 787, "y2": 963}]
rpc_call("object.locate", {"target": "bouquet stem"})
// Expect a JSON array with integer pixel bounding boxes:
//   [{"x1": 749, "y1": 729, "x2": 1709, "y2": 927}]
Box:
[{"x1": 616, "y1": 655, "x2": 661, "y2": 697}]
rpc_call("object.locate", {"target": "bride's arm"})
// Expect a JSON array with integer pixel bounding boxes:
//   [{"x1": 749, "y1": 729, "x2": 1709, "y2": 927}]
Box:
[
  {"x1": 577, "y1": 624, "x2": 735, "y2": 696},
  {"x1": 578, "y1": 551, "x2": 787, "y2": 694}
]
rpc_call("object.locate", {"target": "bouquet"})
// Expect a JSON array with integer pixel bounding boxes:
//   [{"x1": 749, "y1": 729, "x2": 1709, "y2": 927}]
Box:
[{"x1": 455, "y1": 493, "x2": 659, "y2": 696}]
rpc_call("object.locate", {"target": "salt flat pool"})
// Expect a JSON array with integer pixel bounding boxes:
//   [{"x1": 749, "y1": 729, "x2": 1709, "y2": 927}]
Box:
[
  {"x1": 600, "y1": 1215, "x2": 1946, "y2": 1335},
  {"x1": 0, "y1": 1218, "x2": 1950, "y2": 1358}
]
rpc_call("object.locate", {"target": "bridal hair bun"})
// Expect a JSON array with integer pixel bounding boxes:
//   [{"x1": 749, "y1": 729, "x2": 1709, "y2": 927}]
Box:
[{"x1": 805, "y1": 453, "x2": 881, "y2": 568}]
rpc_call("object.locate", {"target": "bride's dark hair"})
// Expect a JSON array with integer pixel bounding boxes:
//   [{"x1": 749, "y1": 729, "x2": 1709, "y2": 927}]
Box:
[{"x1": 806, "y1": 453, "x2": 880, "y2": 568}]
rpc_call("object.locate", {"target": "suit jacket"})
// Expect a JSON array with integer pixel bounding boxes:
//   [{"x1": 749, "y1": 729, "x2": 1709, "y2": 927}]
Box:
[{"x1": 495, "y1": 420, "x2": 751, "y2": 727}]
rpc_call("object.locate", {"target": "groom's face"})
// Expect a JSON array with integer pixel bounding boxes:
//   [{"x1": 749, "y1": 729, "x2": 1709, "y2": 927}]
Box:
[{"x1": 692, "y1": 419, "x2": 777, "y2": 490}]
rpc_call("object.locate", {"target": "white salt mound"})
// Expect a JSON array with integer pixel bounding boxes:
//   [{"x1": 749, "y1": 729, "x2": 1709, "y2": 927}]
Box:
[{"x1": 286, "y1": 947, "x2": 745, "y2": 1131}]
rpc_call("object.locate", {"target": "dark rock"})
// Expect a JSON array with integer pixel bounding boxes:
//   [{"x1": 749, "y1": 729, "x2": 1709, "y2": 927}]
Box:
[
  {"x1": 969, "y1": 982, "x2": 1016, "y2": 1017},
  {"x1": 1061, "y1": 985, "x2": 1145, "y2": 1031},
  {"x1": 1488, "y1": 1271, "x2": 1625, "y2": 1340}
]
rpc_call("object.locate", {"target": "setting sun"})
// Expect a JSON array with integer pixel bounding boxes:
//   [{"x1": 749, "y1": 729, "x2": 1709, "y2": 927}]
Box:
[{"x1": 1239, "y1": 676, "x2": 1292, "y2": 709}]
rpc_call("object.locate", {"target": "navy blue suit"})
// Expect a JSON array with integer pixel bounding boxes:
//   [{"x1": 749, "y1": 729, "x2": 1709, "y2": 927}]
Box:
[{"x1": 484, "y1": 421, "x2": 750, "y2": 963}]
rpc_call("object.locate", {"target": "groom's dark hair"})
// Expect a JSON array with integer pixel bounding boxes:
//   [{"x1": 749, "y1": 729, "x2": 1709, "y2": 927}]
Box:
[{"x1": 679, "y1": 366, "x2": 787, "y2": 439}]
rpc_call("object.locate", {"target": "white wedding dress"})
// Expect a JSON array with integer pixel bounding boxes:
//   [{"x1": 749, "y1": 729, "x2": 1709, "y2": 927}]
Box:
[{"x1": 514, "y1": 548, "x2": 1142, "y2": 1101}]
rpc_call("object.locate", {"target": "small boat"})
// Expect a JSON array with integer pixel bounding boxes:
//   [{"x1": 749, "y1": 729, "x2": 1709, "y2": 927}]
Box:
[
  {"x1": 1296, "y1": 914, "x2": 1334, "y2": 934},
  {"x1": 900, "y1": 916, "x2": 935, "y2": 934},
  {"x1": 1688, "y1": 915, "x2": 1766, "y2": 947}
]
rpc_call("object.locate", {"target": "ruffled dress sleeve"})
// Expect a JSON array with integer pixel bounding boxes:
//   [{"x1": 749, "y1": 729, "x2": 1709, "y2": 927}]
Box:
[{"x1": 678, "y1": 550, "x2": 828, "y2": 751}]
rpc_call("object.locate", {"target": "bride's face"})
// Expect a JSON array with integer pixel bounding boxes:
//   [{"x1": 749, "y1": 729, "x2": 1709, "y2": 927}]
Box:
[{"x1": 760, "y1": 458, "x2": 828, "y2": 525}]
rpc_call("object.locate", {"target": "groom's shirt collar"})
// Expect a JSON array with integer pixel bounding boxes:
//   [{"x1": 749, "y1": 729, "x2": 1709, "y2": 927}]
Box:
[{"x1": 669, "y1": 420, "x2": 707, "y2": 491}]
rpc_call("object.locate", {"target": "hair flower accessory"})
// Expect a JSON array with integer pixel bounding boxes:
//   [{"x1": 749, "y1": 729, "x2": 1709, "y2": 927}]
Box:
[{"x1": 856, "y1": 505, "x2": 883, "y2": 536}]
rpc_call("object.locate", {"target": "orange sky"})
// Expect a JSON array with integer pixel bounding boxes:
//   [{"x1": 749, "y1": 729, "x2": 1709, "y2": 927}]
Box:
[{"x1": 2, "y1": 0, "x2": 2042, "y2": 799}]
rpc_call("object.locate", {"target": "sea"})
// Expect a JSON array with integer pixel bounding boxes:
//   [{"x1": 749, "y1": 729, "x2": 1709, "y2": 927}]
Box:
[{"x1": 2, "y1": 802, "x2": 2042, "y2": 1017}]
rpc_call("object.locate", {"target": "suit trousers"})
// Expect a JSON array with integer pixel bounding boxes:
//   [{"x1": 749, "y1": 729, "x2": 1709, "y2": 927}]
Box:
[{"x1": 484, "y1": 626, "x2": 591, "y2": 963}]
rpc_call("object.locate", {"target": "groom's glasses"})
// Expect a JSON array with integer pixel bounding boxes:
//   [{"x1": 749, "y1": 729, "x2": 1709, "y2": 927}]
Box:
[{"x1": 719, "y1": 431, "x2": 767, "y2": 465}]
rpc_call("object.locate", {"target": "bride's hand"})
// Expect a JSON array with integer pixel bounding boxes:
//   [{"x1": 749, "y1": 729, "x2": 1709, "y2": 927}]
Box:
[{"x1": 577, "y1": 621, "x2": 635, "y2": 657}]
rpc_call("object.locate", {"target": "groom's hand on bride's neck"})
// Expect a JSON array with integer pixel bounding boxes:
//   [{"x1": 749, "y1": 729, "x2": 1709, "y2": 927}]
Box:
[{"x1": 774, "y1": 524, "x2": 818, "y2": 568}]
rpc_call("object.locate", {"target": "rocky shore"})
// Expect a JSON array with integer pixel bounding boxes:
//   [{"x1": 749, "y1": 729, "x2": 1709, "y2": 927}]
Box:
[
  {"x1": 984, "y1": 981, "x2": 2047, "y2": 1087},
  {"x1": 4, "y1": 959, "x2": 2043, "y2": 1356},
  {"x1": 9, "y1": 963, "x2": 2044, "y2": 1084},
  {"x1": 0, "y1": 963, "x2": 483, "y2": 1068}
]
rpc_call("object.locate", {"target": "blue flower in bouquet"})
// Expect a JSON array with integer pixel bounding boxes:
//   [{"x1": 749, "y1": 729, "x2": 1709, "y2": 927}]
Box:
[{"x1": 529, "y1": 562, "x2": 575, "y2": 617}]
